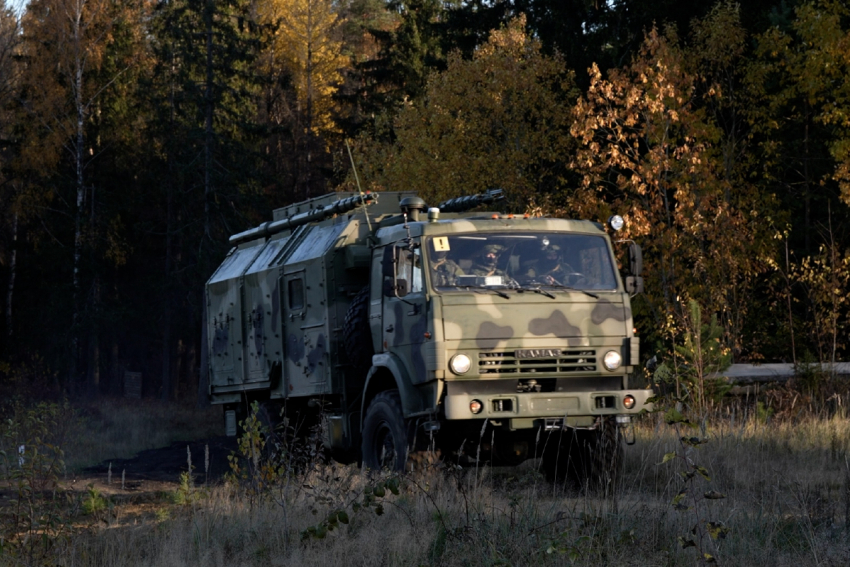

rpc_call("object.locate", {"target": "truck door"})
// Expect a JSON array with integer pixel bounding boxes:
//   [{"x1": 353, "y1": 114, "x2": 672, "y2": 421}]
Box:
[
  {"x1": 283, "y1": 268, "x2": 330, "y2": 397},
  {"x1": 382, "y1": 242, "x2": 429, "y2": 384}
]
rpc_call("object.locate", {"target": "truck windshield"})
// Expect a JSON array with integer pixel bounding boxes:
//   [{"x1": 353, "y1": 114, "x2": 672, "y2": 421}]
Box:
[{"x1": 426, "y1": 233, "x2": 618, "y2": 291}]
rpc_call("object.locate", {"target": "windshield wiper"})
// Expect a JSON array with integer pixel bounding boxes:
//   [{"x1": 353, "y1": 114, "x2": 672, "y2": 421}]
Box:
[
  {"x1": 465, "y1": 286, "x2": 511, "y2": 299},
  {"x1": 513, "y1": 286, "x2": 555, "y2": 299},
  {"x1": 545, "y1": 284, "x2": 599, "y2": 299}
]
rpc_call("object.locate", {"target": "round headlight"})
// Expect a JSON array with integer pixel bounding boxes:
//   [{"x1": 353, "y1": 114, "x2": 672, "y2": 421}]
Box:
[
  {"x1": 623, "y1": 394, "x2": 636, "y2": 409},
  {"x1": 469, "y1": 400, "x2": 483, "y2": 414},
  {"x1": 450, "y1": 354, "x2": 471, "y2": 375},
  {"x1": 603, "y1": 350, "x2": 622, "y2": 371},
  {"x1": 607, "y1": 215, "x2": 625, "y2": 231}
]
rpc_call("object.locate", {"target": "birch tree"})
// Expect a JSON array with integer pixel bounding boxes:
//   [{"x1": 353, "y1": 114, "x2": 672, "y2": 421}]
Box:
[
  {"x1": 0, "y1": 3, "x2": 20, "y2": 343},
  {"x1": 19, "y1": 0, "x2": 140, "y2": 389}
]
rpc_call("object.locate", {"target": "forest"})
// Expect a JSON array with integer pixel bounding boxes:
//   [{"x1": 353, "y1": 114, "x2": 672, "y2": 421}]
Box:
[{"x1": 0, "y1": 0, "x2": 848, "y2": 400}]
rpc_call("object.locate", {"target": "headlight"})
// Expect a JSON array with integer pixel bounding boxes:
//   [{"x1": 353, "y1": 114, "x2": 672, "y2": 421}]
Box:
[
  {"x1": 603, "y1": 350, "x2": 622, "y2": 371},
  {"x1": 608, "y1": 215, "x2": 625, "y2": 231},
  {"x1": 450, "y1": 354, "x2": 471, "y2": 375}
]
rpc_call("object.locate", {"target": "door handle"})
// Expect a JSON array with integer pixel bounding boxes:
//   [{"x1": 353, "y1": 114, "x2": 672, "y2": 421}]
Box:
[{"x1": 385, "y1": 325, "x2": 394, "y2": 332}]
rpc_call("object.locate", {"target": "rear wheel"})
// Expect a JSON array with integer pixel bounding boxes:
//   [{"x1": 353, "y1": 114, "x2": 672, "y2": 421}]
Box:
[
  {"x1": 343, "y1": 287, "x2": 374, "y2": 375},
  {"x1": 362, "y1": 390, "x2": 408, "y2": 471}
]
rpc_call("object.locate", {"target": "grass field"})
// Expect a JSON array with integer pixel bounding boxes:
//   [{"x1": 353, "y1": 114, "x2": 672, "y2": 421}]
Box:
[{"x1": 1, "y1": 394, "x2": 849, "y2": 566}]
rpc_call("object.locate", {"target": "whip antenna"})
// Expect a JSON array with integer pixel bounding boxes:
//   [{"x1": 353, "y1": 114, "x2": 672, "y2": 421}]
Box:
[{"x1": 346, "y1": 139, "x2": 371, "y2": 232}]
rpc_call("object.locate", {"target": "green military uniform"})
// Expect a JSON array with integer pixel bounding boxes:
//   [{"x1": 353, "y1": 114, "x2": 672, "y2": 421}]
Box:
[
  {"x1": 431, "y1": 257, "x2": 464, "y2": 286},
  {"x1": 469, "y1": 244, "x2": 506, "y2": 276},
  {"x1": 525, "y1": 260, "x2": 569, "y2": 281},
  {"x1": 523, "y1": 244, "x2": 573, "y2": 284}
]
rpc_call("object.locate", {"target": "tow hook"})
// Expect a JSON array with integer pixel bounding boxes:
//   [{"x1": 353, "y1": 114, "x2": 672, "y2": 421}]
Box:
[{"x1": 617, "y1": 415, "x2": 636, "y2": 445}]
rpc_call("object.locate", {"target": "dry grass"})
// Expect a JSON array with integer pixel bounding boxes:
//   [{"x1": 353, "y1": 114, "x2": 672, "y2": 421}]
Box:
[
  {"x1": 36, "y1": 407, "x2": 850, "y2": 567},
  {"x1": 2, "y1": 392, "x2": 849, "y2": 566}
]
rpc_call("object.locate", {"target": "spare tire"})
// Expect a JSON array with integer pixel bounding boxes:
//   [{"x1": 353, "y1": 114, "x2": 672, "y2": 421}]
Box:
[{"x1": 343, "y1": 286, "x2": 374, "y2": 375}]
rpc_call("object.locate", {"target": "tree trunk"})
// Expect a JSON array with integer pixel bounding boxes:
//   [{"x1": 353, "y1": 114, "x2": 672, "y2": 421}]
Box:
[
  {"x1": 803, "y1": 108, "x2": 811, "y2": 254},
  {"x1": 161, "y1": 151, "x2": 174, "y2": 401},
  {"x1": 204, "y1": 0, "x2": 214, "y2": 245},
  {"x1": 71, "y1": 1, "x2": 87, "y2": 389},
  {"x1": 5, "y1": 211, "x2": 16, "y2": 339},
  {"x1": 198, "y1": 291, "x2": 210, "y2": 408},
  {"x1": 305, "y1": 2, "x2": 314, "y2": 200},
  {"x1": 88, "y1": 325, "x2": 100, "y2": 395}
]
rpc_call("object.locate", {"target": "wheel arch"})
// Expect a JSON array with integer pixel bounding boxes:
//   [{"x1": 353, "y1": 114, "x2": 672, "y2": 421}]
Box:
[{"x1": 360, "y1": 353, "x2": 426, "y2": 428}]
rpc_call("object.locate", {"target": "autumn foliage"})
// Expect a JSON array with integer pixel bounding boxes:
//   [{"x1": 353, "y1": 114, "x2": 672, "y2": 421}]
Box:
[{"x1": 0, "y1": 0, "x2": 849, "y2": 394}]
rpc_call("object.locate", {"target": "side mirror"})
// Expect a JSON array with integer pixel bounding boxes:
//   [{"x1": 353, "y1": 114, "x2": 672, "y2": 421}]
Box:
[
  {"x1": 382, "y1": 245, "x2": 412, "y2": 298},
  {"x1": 395, "y1": 279, "x2": 409, "y2": 297},
  {"x1": 625, "y1": 276, "x2": 644, "y2": 295},
  {"x1": 383, "y1": 278, "x2": 410, "y2": 298},
  {"x1": 629, "y1": 243, "x2": 643, "y2": 276},
  {"x1": 382, "y1": 246, "x2": 396, "y2": 278}
]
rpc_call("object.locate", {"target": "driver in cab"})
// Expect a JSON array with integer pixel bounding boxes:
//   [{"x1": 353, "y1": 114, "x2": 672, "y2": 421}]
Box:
[{"x1": 523, "y1": 243, "x2": 572, "y2": 285}]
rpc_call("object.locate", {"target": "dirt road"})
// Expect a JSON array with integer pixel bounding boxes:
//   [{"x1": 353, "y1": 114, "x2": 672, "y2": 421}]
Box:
[{"x1": 83, "y1": 435, "x2": 238, "y2": 487}]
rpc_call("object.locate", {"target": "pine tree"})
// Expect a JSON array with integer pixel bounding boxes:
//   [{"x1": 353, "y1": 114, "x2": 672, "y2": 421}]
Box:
[
  {"x1": 346, "y1": 0, "x2": 445, "y2": 135},
  {"x1": 145, "y1": 0, "x2": 266, "y2": 400}
]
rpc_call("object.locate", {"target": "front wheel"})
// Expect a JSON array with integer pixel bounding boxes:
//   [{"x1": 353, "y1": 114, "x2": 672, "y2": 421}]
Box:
[
  {"x1": 590, "y1": 417, "x2": 623, "y2": 489},
  {"x1": 362, "y1": 390, "x2": 408, "y2": 471},
  {"x1": 540, "y1": 418, "x2": 623, "y2": 490}
]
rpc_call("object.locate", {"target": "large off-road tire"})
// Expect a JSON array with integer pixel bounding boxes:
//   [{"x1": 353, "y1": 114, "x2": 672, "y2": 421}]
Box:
[
  {"x1": 540, "y1": 427, "x2": 591, "y2": 485},
  {"x1": 541, "y1": 419, "x2": 623, "y2": 490},
  {"x1": 343, "y1": 286, "x2": 374, "y2": 374},
  {"x1": 589, "y1": 417, "x2": 623, "y2": 490},
  {"x1": 362, "y1": 390, "x2": 408, "y2": 471}
]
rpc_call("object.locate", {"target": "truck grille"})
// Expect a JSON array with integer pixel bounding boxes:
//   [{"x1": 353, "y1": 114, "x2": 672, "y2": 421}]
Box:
[{"x1": 479, "y1": 350, "x2": 597, "y2": 375}]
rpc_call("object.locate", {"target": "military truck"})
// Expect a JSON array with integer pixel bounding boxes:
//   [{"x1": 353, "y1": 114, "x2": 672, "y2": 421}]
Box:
[{"x1": 205, "y1": 190, "x2": 652, "y2": 481}]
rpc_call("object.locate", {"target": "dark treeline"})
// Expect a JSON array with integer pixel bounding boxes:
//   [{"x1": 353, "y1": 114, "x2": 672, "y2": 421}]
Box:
[{"x1": 0, "y1": 0, "x2": 848, "y2": 399}]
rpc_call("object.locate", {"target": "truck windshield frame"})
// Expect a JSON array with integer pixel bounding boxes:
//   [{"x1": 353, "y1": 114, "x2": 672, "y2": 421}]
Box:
[{"x1": 425, "y1": 232, "x2": 619, "y2": 292}]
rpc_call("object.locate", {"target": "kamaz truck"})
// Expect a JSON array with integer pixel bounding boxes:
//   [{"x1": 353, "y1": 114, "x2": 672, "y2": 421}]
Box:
[{"x1": 205, "y1": 190, "x2": 652, "y2": 481}]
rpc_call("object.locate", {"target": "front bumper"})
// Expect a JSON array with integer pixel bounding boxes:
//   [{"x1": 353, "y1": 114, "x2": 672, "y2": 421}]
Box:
[{"x1": 443, "y1": 388, "x2": 653, "y2": 421}]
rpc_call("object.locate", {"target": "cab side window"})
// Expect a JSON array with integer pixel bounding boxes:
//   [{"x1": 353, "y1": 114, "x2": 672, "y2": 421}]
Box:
[{"x1": 398, "y1": 248, "x2": 423, "y2": 294}]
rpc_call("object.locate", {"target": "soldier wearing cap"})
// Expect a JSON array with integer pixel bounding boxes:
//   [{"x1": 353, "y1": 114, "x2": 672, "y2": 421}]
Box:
[
  {"x1": 430, "y1": 244, "x2": 464, "y2": 286},
  {"x1": 524, "y1": 243, "x2": 572, "y2": 284},
  {"x1": 469, "y1": 243, "x2": 507, "y2": 276}
]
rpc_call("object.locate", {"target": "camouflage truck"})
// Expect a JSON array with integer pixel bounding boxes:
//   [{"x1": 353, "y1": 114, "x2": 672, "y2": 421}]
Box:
[{"x1": 205, "y1": 190, "x2": 652, "y2": 481}]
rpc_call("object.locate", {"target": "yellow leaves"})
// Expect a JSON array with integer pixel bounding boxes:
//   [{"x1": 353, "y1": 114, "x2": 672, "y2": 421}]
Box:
[
  {"x1": 569, "y1": 21, "x2": 767, "y2": 328},
  {"x1": 478, "y1": 14, "x2": 533, "y2": 59},
  {"x1": 261, "y1": 0, "x2": 348, "y2": 136},
  {"x1": 837, "y1": 161, "x2": 850, "y2": 206}
]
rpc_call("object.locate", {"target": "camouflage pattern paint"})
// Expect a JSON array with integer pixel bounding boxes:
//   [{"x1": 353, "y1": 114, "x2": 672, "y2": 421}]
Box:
[{"x1": 206, "y1": 192, "x2": 651, "y2": 449}]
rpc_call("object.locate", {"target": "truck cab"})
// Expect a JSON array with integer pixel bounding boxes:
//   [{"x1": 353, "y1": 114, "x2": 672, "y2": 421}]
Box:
[{"x1": 361, "y1": 200, "x2": 651, "y2": 477}]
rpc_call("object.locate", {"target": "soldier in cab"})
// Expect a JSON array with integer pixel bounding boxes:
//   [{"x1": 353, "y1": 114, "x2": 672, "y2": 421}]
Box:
[
  {"x1": 469, "y1": 244, "x2": 507, "y2": 277},
  {"x1": 430, "y1": 239, "x2": 464, "y2": 286},
  {"x1": 523, "y1": 243, "x2": 572, "y2": 285}
]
